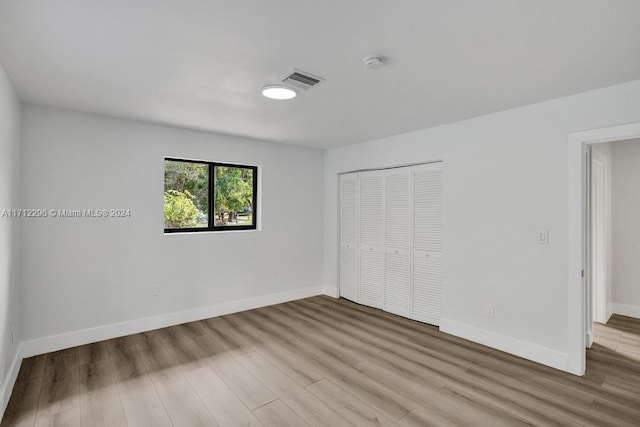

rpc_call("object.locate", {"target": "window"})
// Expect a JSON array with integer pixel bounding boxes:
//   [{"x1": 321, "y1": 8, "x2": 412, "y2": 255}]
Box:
[{"x1": 164, "y1": 158, "x2": 257, "y2": 232}]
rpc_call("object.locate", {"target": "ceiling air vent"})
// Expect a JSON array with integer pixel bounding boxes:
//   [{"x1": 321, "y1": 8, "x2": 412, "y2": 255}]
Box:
[{"x1": 282, "y1": 69, "x2": 325, "y2": 91}]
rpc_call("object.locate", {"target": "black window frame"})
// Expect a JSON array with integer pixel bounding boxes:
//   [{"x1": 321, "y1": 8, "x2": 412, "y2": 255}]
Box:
[{"x1": 164, "y1": 157, "x2": 258, "y2": 233}]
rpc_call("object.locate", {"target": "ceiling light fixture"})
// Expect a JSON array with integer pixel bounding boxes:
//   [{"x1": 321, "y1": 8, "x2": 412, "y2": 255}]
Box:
[{"x1": 262, "y1": 85, "x2": 297, "y2": 100}]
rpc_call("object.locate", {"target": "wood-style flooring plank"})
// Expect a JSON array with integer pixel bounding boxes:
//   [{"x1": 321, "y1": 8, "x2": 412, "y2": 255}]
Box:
[
  {"x1": 306, "y1": 378, "x2": 398, "y2": 427},
  {"x1": 241, "y1": 308, "x2": 416, "y2": 421},
  {"x1": 181, "y1": 331, "x2": 277, "y2": 410},
  {"x1": 119, "y1": 383, "x2": 172, "y2": 427},
  {"x1": 203, "y1": 319, "x2": 257, "y2": 357},
  {"x1": 157, "y1": 330, "x2": 211, "y2": 373},
  {"x1": 105, "y1": 336, "x2": 137, "y2": 359},
  {"x1": 33, "y1": 406, "x2": 81, "y2": 427},
  {"x1": 589, "y1": 398, "x2": 640, "y2": 426},
  {"x1": 107, "y1": 341, "x2": 152, "y2": 392},
  {"x1": 0, "y1": 365, "x2": 44, "y2": 427},
  {"x1": 78, "y1": 342, "x2": 109, "y2": 366},
  {"x1": 237, "y1": 352, "x2": 354, "y2": 426},
  {"x1": 252, "y1": 399, "x2": 309, "y2": 427},
  {"x1": 259, "y1": 306, "x2": 364, "y2": 366},
  {"x1": 184, "y1": 366, "x2": 263, "y2": 426},
  {"x1": 36, "y1": 351, "x2": 80, "y2": 420},
  {"x1": 130, "y1": 330, "x2": 164, "y2": 354},
  {"x1": 454, "y1": 365, "x2": 603, "y2": 426},
  {"x1": 17, "y1": 356, "x2": 47, "y2": 380},
  {"x1": 352, "y1": 360, "x2": 443, "y2": 405},
  {"x1": 430, "y1": 385, "x2": 532, "y2": 427},
  {"x1": 235, "y1": 321, "x2": 326, "y2": 386},
  {"x1": 139, "y1": 347, "x2": 218, "y2": 426},
  {"x1": 78, "y1": 360, "x2": 126, "y2": 427},
  {"x1": 210, "y1": 353, "x2": 277, "y2": 410}
]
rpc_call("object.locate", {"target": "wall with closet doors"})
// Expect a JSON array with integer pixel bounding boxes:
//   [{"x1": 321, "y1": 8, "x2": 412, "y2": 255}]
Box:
[{"x1": 339, "y1": 162, "x2": 443, "y2": 326}]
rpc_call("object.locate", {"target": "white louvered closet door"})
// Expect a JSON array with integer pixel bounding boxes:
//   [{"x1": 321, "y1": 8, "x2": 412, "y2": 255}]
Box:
[
  {"x1": 412, "y1": 162, "x2": 443, "y2": 326},
  {"x1": 384, "y1": 167, "x2": 412, "y2": 317},
  {"x1": 339, "y1": 173, "x2": 358, "y2": 302},
  {"x1": 358, "y1": 169, "x2": 386, "y2": 309}
]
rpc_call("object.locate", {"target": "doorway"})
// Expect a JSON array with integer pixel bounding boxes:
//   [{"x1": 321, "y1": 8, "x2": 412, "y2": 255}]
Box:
[
  {"x1": 583, "y1": 144, "x2": 612, "y2": 350},
  {"x1": 568, "y1": 121, "x2": 640, "y2": 376}
]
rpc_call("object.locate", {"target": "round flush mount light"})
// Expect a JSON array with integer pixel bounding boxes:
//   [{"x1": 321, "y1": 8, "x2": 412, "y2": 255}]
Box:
[{"x1": 262, "y1": 85, "x2": 297, "y2": 100}]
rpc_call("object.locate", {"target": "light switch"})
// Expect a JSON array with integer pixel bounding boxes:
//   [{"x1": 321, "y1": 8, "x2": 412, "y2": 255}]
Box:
[{"x1": 538, "y1": 230, "x2": 549, "y2": 244}]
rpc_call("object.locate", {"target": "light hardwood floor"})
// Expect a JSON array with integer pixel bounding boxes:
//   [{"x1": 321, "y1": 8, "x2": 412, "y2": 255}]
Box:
[{"x1": 2, "y1": 296, "x2": 640, "y2": 426}]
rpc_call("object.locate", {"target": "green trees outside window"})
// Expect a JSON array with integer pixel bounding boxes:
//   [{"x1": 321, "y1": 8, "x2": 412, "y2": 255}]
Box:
[
  {"x1": 164, "y1": 160, "x2": 209, "y2": 229},
  {"x1": 214, "y1": 166, "x2": 254, "y2": 226},
  {"x1": 164, "y1": 158, "x2": 257, "y2": 232}
]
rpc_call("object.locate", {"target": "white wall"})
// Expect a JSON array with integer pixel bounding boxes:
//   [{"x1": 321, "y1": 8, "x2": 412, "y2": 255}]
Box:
[
  {"x1": 20, "y1": 105, "x2": 324, "y2": 349},
  {"x1": 324, "y1": 79, "x2": 640, "y2": 372},
  {"x1": 0, "y1": 63, "x2": 22, "y2": 415},
  {"x1": 612, "y1": 139, "x2": 640, "y2": 318},
  {"x1": 591, "y1": 142, "x2": 613, "y2": 322}
]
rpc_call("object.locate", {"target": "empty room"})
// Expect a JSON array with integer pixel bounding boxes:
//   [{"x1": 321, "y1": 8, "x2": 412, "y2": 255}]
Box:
[{"x1": 1, "y1": 1, "x2": 640, "y2": 426}]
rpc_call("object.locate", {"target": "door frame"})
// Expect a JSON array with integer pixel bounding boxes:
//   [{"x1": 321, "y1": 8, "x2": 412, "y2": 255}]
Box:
[{"x1": 568, "y1": 121, "x2": 640, "y2": 376}]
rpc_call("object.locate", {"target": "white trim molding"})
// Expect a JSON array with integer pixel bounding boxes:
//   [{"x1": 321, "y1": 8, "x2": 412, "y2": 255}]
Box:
[
  {"x1": 1, "y1": 343, "x2": 23, "y2": 421},
  {"x1": 613, "y1": 303, "x2": 640, "y2": 319},
  {"x1": 440, "y1": 319, "x2": 568, "y2": 372},
  {"x1": 21, "y1": 286, "x2": 322, "y2": 358}
]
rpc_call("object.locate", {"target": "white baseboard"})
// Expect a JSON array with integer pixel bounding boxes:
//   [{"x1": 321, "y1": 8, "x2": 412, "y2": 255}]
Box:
[
  {"x1": 612, "y1": 303, "x2": 640, "y2": 319},
  {"x1": 439, "y1": 319, "x2": 569, "y2": 373},
  {"x1": 1, "y1": 342, "x2": 23, "y2": 421},
  {"x1": 21, "y1": 286, "x2": 322, "y2": 358}
]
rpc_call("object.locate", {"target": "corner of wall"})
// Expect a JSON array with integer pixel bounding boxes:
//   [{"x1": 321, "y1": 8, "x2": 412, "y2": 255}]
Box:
[
  {"x1": 322, "y1": 286, "x2": 339, "y2": 298},
  {"x1": 0, "y1": 343, "x2": 23, "y2": 421},
  {"x1": 0, "y1": 60, "x2": 24, "y2": 423}
]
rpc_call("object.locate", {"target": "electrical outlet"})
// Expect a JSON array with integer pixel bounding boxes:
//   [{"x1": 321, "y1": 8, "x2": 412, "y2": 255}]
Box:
[
  {"x1": 276, "y1": 273, "x2": 284, "y2": 284},
  {"x1": 486, "y1": 305, "x2": 494, "y2": 318},
  {"x1": 11, "y1": 325, "x2": 15, "y2": 343},
  {"x1": 152, "y1": 285, "x2": 160, "y2": 296}
]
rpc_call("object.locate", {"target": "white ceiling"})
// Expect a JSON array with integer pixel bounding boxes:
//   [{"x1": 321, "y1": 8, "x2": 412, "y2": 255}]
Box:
[{"x1": 1, "y1": 1, "x2": 639, "y2": 149}]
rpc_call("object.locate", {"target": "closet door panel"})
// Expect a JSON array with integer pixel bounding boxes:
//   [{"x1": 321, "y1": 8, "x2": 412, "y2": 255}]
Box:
[
  {"x1": 412, "y1": 162, "x2": 443, "y2": 326},
  {"x1": 359, "y1": 170, "x2": 385, "y2": 247},
  {"x1": 385, "y1": 167, "x2": 412, "y2": 316},
  {"x1": 413, "y1": 164, "x2": 443, "y2": 253},
  {"x1": 358, "y1": 170, "x2": 386, "y2": 308},
  {"x1": 385, "y1": 248, "x2": 411, "y2": 317},
  {"x1": 385, "y1": 168, "x2": 411, "y2": 249},
  {"x1": 360, "y1": 246, "x2": 385, "y2": 309},
  {"x1": 340, "y1": 243, "x2": 358, "y2": 302},
  {"x1": 412, "y1": 251, "x2": 442, "y2": 325},
  {"x1": 339, "y1": 173, "x2": 358, "y2": 301}
]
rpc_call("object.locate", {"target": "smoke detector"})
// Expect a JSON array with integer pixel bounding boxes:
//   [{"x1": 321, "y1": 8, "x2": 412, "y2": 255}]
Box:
[{"x1": 363, "y1": 56, "x2": 384, "y2": 69}]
